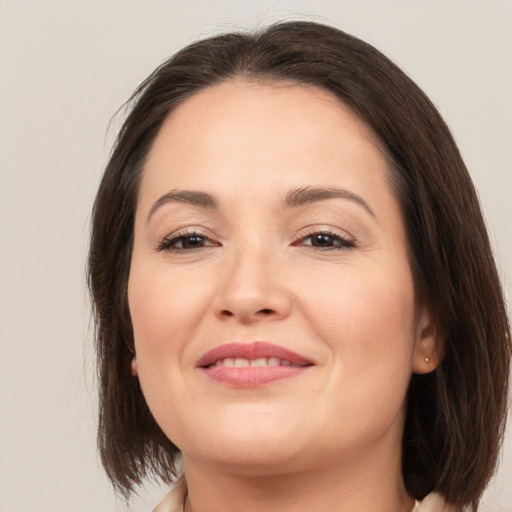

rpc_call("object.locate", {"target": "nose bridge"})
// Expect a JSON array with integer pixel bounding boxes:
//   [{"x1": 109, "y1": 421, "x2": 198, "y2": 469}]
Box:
[{"x1": 215, "y1": 231, "x2": 291, "y2": 322}]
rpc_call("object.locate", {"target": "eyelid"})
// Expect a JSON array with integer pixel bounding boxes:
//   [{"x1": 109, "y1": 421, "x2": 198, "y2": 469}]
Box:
[
  {"x1": 293, "y1": 224, "x2": 355, "y2": 241},
  {"x1": 154, "y1": 227, "x2": 220, "y2": 252},
  {"x1": 291, "y1": 227, "x2": 356, "y2": 250}
]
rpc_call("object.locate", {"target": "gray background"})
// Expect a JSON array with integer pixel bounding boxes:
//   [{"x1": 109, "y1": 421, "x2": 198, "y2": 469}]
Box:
[{"x1": 1, "y1": 1, "x2": 510, "y2": 511}]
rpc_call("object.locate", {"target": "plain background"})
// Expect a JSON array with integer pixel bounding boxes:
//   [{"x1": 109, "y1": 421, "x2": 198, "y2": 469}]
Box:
[{"x1": 1, "y1": 1, "x2": 511, "y2": 511}]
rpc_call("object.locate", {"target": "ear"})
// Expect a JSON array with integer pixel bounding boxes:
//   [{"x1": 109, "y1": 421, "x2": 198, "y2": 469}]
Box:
[
  {"x1": 130, "y1": 355, "x2": 139, "y2": 377},
  {"x1": 412, "y1": 305, "x2": 444, "y2": 374}
]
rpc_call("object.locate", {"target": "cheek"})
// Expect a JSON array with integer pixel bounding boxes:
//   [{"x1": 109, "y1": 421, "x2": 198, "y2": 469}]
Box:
[
  {"x1": 299, "y1": 263, "x2": 417, "y2": 440},
  {"x1": 300, "y1": 261, "x2": 417, "y2": 377},
  {"x1": 127, "y1": 263, "x2": 212, "y2": 439},
  {"x1": 128, "y1": 263, "x2": 211, "y2": 373}
]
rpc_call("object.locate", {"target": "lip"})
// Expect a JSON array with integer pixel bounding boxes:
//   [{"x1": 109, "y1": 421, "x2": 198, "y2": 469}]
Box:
[{"x1": 196, "y1": 341, "x2": 314, "y2": 388}]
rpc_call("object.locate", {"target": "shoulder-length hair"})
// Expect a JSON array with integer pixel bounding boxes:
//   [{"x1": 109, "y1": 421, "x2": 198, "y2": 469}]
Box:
[{"x1": 88, "y1": 20, "x2": 511, "y2": 509}]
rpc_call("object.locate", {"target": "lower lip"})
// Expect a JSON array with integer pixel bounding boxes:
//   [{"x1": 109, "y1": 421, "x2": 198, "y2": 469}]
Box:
[{"x1": 199, "y1": 366, "x2": 311, "y2": 388}]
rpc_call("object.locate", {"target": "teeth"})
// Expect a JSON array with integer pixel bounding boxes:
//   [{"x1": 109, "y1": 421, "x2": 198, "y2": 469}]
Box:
[{"x1": 211, "y1": 357, "x2": 299, "y2": 368}]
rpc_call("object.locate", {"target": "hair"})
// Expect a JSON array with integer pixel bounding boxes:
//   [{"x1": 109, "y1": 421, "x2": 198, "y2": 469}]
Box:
[{"x1": 88, "y1": 20, "x2": 511, "y2": 508}]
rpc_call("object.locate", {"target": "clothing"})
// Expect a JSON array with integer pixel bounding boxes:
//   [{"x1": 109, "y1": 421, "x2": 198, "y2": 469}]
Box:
[
  {"x1": 152, "y1": 476, "x2": 459, "y2": 512},
  {"x1": 153, "y1": 477, "x2": 188, "y2": 512}
]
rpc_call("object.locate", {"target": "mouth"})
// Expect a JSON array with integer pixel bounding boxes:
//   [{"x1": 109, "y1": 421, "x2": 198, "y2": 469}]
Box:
[
  {"x1": 196, "y1": 342, "x2": 314, "y2": 388},
  {"x1": 207, "y1": 356, "x2": 305, "y2": 368}
]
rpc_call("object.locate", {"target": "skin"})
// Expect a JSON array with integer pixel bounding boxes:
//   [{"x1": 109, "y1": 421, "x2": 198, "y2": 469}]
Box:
[{"x1": 128, "y1": 80, "x2": 441, "y2": 512}]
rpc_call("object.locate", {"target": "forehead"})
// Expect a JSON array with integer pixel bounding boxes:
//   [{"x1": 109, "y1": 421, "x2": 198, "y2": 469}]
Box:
[
  {"x1": 138, "y1": 79, "x2": 395, "y2": 218},
  {"x1": 150, "y1": 79, "x2": 386, "y2": 161}
]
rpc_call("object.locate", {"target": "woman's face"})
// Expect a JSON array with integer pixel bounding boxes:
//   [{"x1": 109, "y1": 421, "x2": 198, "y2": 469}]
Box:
[{"x1": 128, "y1": 80, "x2": 435, "y2": 474}]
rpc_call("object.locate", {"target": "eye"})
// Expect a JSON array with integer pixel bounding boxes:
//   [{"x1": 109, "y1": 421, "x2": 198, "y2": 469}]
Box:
[
  {"x1": 294, "y1": 231, "x2": 355, "y2": 250},
  {"x1": 156, "y1": 230, "x2": 219, "y2": 252}
]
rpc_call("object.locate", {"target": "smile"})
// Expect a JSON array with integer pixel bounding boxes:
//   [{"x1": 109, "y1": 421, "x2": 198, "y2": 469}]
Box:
[
  {"x1": 196, "y1": 342, "x2": 314, "y2": 387},
  {"x1": 209, "y1": 357, "x2": 303, "y2": 368}
]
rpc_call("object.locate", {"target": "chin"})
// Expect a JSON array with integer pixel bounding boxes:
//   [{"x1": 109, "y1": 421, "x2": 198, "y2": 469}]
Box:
[
  {"x1": 176, "y1": 418, "x2": 310, "y2": 473},
  {"x1": 192, "y1": 442, "x2": 307, "y2": 476}
]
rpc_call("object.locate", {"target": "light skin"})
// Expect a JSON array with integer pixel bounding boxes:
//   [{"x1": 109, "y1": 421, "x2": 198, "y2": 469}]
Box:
[{"x1": 128, "y1": 80, "x2": 442, "y2": 512}]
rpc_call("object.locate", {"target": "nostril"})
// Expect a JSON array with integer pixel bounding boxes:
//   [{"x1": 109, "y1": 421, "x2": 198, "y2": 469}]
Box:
[{"x1": 217, "y1": 307, "x2": 282, "y2": 321}]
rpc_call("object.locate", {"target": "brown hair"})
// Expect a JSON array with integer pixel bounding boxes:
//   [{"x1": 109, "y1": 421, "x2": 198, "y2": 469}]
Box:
[{"x1": 88, "y1": 20, "x2": 511, "y2": 508}]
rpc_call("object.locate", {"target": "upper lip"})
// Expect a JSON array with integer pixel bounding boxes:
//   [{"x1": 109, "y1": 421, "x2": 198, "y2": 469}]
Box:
[{"x1": 196, "y1": 341, "x2": 314, "y2": 368}]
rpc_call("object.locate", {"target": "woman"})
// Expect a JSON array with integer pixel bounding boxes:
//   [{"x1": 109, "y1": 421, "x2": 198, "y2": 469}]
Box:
[{"x1": 88, "y1": 21, "x2": 511, "y2": 511}]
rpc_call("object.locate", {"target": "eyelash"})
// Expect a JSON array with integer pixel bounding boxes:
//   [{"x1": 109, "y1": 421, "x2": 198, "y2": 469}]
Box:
[
  {"x1": 293, "y1": 231, "x2": 356, "y2": 251},
  {"x1": 155, "y1": 229, "x2": 218, "y2": 252},
  {"x1": 155, "y1": 229, "x2": 356, "y2": 253}
]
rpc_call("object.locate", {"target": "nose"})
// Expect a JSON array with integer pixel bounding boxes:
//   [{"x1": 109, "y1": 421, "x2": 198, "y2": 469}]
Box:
[{"x1": 213, "y1": 245, "x2": 292, "y2": 324}]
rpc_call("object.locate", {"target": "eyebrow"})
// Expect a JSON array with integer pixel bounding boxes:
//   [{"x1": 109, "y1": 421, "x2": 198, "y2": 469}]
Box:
[
  {"x1": 284, "y1": 186, "x2": 376, "y2": 218},
  {"x1": 146, "y1": 185, "x2": 375, "y2": 223},
  {"x1": 146, "y1": 189, "x2": 218, "y2": 223}
]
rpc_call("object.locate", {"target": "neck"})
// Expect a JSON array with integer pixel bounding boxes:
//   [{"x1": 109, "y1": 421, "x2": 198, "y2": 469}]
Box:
[{"x1": 182, "y1": 439, "x2": 414, "y2": 512}]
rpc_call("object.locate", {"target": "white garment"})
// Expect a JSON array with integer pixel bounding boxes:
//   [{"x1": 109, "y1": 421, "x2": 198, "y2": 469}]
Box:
[{"x1": 152, "y1": 476, "x2": 459, "y2": 512}]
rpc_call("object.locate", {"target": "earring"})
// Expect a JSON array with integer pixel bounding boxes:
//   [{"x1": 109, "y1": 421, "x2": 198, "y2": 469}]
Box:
[
  {"x1": 425, "y1": 356, "x2": 430, "y2": 364},
  {"x1": 130, "y1": 356, "x2": 138, "y2": 377}
]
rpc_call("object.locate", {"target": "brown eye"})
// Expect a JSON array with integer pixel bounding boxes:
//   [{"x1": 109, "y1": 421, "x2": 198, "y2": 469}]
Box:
[
  {"x1": 310, "y1": 234, "x2": 337, "y2": 247},
  {"x1": 179, "y1": 235, "x2": 207, "y2": 249},
  {"x1": 297, "y1": 232, "x2": 355, "y2": 250},
  {"x1": 156, "y1": 231, "x2": 218, "y2": 252}
]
